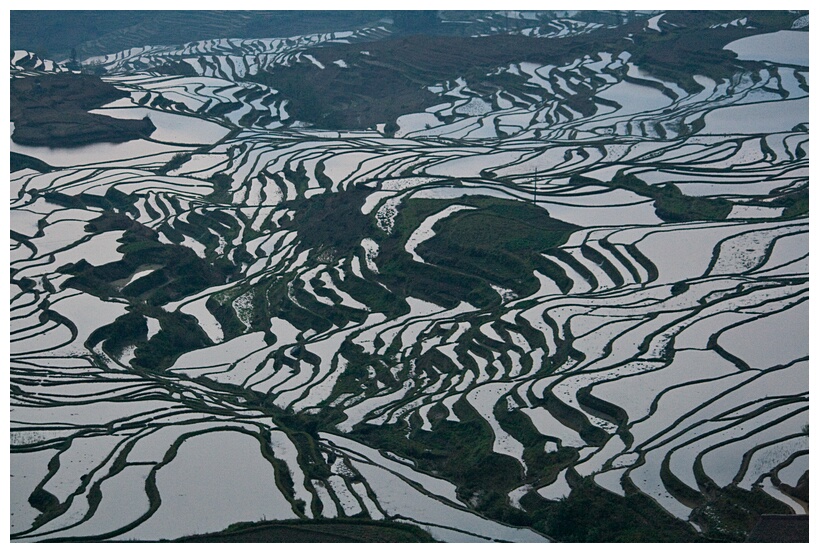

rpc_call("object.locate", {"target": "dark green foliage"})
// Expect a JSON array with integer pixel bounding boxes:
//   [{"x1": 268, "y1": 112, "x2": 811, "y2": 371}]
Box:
[
  {"x1": 206, "y1": 173, "x2": 233, "y2": 203},
  {"x1": 92, "y1": 311, "x2": 147, "y2": 355},
  {"x1": 382, "y1": 120, "x2": 399, "y2": 137},
  {"x1": 780, "y1": 470, "x2": 808, "y2": 503},
  {"x1": 352, "y1": 397, "x2": 522, "y2": 503},
  {"x1": 269, "y1": 286, "x2": 334, "y2": 336},
  {"x1": 152, "y1": 60, "x2": 199, "y2": 77},
  {"x1": 38, "y1": 191, "x2": 86, "y2": 209},
  {"x1": 10, "y1": 73, "x2": 156, "y2": 147},
  {"x1": 626, "y1": 17, "x2": 761, "y2": 93},
  {"x1": 314, "y1": 161, "x2": 333, "y2": 189},
  {"x1": 690, "y1": 486, "x2": 793, "y2": 541},
  {"x1": 283, "y1": 162, "x2": 310, "y2": 197},
  {"x1": 763, "y1": 187, "x2": 809, "y2": 219},
  {"x1": 53, "y1": 206, "x2": 241, "y2": 370},
  {"x1": 131, "y1": 312, "x2": 210, "y2": 370},
  {"x1": 245, "y1": 11, "x2": 792, "y2": 130},
  {"x1": 254, "y1": 58, "x2": 439, "y2": 130},
  {"x1": 172, "y1": 518, "x2": 436, "y2": 543},
  {"x1": 157, "y1": 152, "x2": 190, "y2": 174},
  {"x1": 494, "y1": 402, "x2": 580, "y2": 487},
  {"x1": 84, "y1": 211, "x2": 139, "y2": 233},
  {"x1": 528, "y1": 478, "x2": 700, "y2": 542},
  {"x1": 28, "y1": 488, "x2": 59, "y2": 514},
  {"x1": 11, "y1": 152, "x2": 54, "y2": 173},
  {"x1": 373, "y1": 196, "x2": 577, "y2": 309},
  {"x1": 86, "y1": 240, "x2": 227, "y2": 304},
  {"x1": 378, "y1": 251, "x2": 495, "y2": 310},
  {"x1": 607, "y1": 173, "x2": 732, "y2": 222},
  {"x1": 121, "y1": 268, "x2": 170, "y2": 297},
  {"x1": 206, "y1": 296, "x2": 246, "y2": 340},
  {"x1": 334, "y1": 269, "x2": 407, "y2": 318},
  {"x1": 419, "y1": 198, "x2": 578, "y2": 292},
  {"x1": 82, "y1": 305, "x2": 209, "y2": 371},
  {"x1": 282, "y1": 187, "x2": 372, "y2": 258},
  {"x1": 67, "y1": 212, "x2": 236, "y2": 306},
  {"x1": 671, "y1": 282, "x2": 690, "y2": 296}
]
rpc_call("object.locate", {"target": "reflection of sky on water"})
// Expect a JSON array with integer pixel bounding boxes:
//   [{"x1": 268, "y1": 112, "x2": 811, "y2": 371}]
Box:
[{"x1": 725, "y1": 30, "x2": 809, "y2": 66}]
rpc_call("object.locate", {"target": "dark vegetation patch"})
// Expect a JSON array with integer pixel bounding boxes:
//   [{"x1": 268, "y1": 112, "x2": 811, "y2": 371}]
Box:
[
  {"x1": 522, "y1": 477, "x2": 701, "y2": 542},
  {"x1": 368, "y1": 195, "x2": 577, "y2": 309},
  {"x1": 157, "y1": 152, "x2": 191, "y2": 175},
  {"x1": 653, "y1": 11, "x2": 804, "y2": 86},
  {"x1": 171, "y1": 518, "x2": 436, "y2": 543},
  {"x1": 259, "y1": 60, "x2": 440, "y2": 131},
  {"x1": 689, "y1": 485, "x2": 794, "y2": 541},
  {"x1": 494, "y1": 402, "x2": 579, "y2": 485},
  {"x1": 351, "y1": 397, "x2": 528, "y2": 524},
  {"x1": 249, "y1": 11, "x2": 791, "y2": 130},
  {"x1": 205, "y1": 295, "x2": 247, "y2": 339},
  {"x1": 11, "y1": 10, "x2": 391, "y2": 61},
  {"x1": 763, "y1": 187, "x2": 809, "y2": 219},
  {"x1": 56, "y1": 208, "x2": 238, "y2": 370},
  {"x1": 416, "y1": 197, "x2": 579, "y2": 297},
  {"x1": 778, "y1": 469, "x2": 808, "y2": 503},
  {"x1": 378, "y1": 250, "x2": 493, "y2": 310},
  {"x1": 12, "y1": 11, "x2": 802, "y2": 136},
  {"x1": 10, "y1": 73, "x2": 155, "y2": 148},
  {"x1": 11, "y1": 151, "x2": 54, "y2": 173},
  {"x1": 334, "y1": 264, "x2": 407, "y2": 319},
  {"x1": 205, "y1": 173, "x2": 234, "y2": 204},
  {"x1": 277, "y1": 189, "x2": 579, "y2": 314},
  {"x1": 250, "y1": 32, "x2": 606, "y2": 129},
  {"x1": 281, "y1": 186, "x2": 373, "y2": 258},
  {"x1": 347, "y1": 399, "x2": 709, "y2": 541},
  {"x1": 63, "y1": 211, "x2": 234, "y2": 306},
  {"x1": 89, "y1": 308, "x2": 211, "y2": 371},
  {"x1": 575, "y1": 174, "x2": 733, "y2": 222}
]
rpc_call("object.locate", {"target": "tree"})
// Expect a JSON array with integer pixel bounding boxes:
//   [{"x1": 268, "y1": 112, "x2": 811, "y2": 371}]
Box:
[{"x1": 67, "y1": 47, "x2": 81, "y2": 71}]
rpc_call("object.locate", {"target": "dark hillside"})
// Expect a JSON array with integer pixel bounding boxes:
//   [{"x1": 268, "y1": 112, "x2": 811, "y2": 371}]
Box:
[
  {"x1": 10, "y1": 10, "x2": 390, "y2": 60},
  {"x1": 10, "y1": 73, "x2": 155, "y2": 147},
  {"x1": 253, "y1": 12, "x2": 781, "y2": 130}
]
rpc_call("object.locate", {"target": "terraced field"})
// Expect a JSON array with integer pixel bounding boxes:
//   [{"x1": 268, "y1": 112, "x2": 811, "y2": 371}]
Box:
[{"x1": 10, "y1": 10, "x2": 808, "y2": 542}]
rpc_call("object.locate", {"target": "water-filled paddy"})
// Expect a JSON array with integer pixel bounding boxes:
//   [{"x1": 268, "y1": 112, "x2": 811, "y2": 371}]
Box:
[
  {"x1": 120, "y1": 430, "x2": 295, "y2": 540},
  {"x1": 10, "y1": 11, "x2": 809, "y2": 542},
  {"x1": 725, "y1": 30, "x2": 809, "y2": 66},
  {"x1": 11, "y1": 138, "x2": 187, "y2": 168},
  {"x1": 703, "y1": 97, "x2": 808, "y2": 135}
]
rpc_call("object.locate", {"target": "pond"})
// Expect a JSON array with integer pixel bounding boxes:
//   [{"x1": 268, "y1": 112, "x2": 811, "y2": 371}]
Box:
[
  {"x1": 11, "y1": 137, "x2": 186, "y2": 168},
  {"x1": 89, "y1": 106, "x2": 230, "y2": 145},
  {"x1": 724, "y1": 30, "x2": 809, "y2": 66}
]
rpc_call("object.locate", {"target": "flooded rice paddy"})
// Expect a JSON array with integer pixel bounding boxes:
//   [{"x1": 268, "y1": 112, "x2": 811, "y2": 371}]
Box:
[{"x1": 10, "y1": 12, "x2": 808, "y2": 542}]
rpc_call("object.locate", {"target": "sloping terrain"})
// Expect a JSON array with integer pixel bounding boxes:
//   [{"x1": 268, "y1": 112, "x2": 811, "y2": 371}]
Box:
[
  {"x1": 10, "y1": 73, "x2": 156, "y2": 146},
  {"x1": 10, "y1": 10, "x2": 808, "y2": 543}
]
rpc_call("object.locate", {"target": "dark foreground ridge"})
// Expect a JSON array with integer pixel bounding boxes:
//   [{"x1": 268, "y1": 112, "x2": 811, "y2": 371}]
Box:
[
  {"x1": 172, "y1": 519, "x2": 437, "y2": 543},
  {"x1": 746, "y1": 515, "x2": 809, "y2": 542}
]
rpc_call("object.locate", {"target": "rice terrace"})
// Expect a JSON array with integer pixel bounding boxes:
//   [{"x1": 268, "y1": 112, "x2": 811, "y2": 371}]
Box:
[{"x1": 9, "y1": 8, "x2": 809, "y2": 543}]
